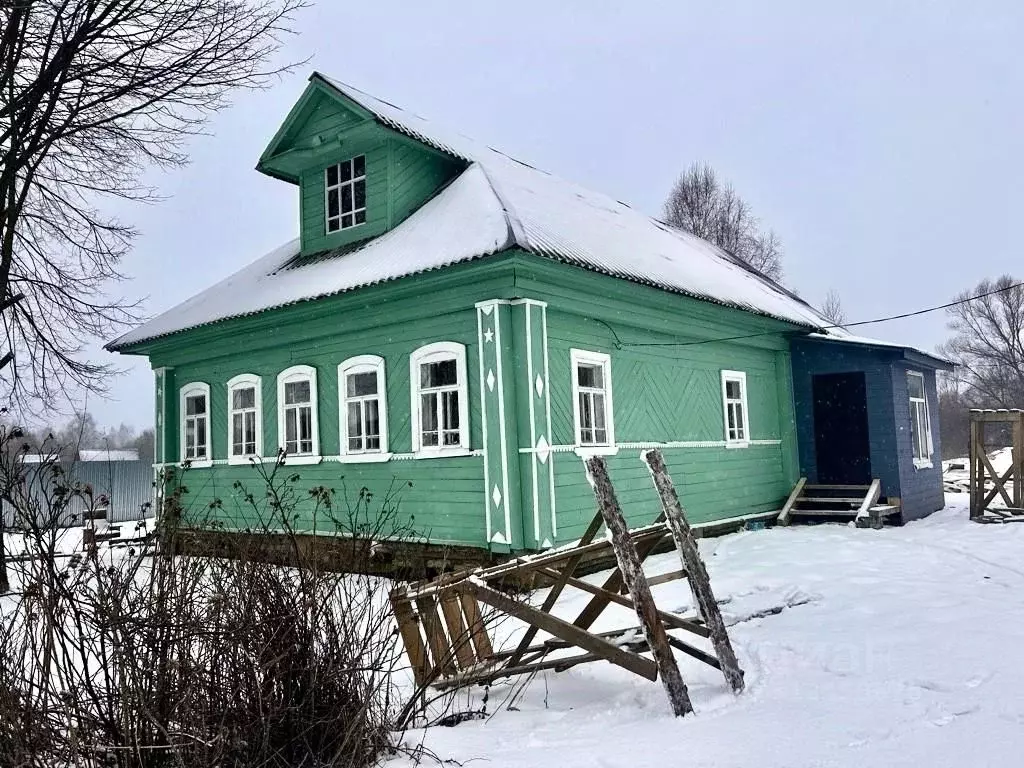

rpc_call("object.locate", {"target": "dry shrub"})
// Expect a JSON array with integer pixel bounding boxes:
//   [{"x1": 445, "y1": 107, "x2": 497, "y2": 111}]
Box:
[{"x1": 0, "y1": 429, "x2": 430, "y2": 768}]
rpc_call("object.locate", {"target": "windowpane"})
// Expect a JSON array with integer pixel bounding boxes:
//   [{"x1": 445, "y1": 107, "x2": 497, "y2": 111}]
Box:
[
  {"x1": 354, "y1": 155, "x2": 365, "y2": 177},
  {"x1": 341, "y1": 184, "x2": 352, "y2": 213},
  {"x1": 285, "y1": 409, "x2": 297, "y2": 444},
  {"x1": 354, "y1": 179, "x2": 366, "y2": 209},
  {"x1": 421, "y1": 359, "x2": 457, "y2": 388},
  {"x1": 285, "y1": 380, "x2": 310, "y2": 405},
  {"x1": 195, "y1": 417, "x2": 206, "y2": 454},
  {"x1": 365, "y1": 399, "x2": 380, "y2": 439},
  {"x1": 908, "y1": 373, "x2": 925, "y2": 400},
  {"x1": 442, "y1": 390, "x2": 460, "y2": 430},
  {"x1": 355, "y1": 210, "x2": 366, "y2": 225},
  {"x1": 232, "y1": 386, "x2": 255, "y2": 410},
  {"x1": 421, "y1": 392, "x2": 439, "y2": 446},
  {"x1": 577, "y1": 364, "x2": 603, "y2": 389},
  {"x1": 244, "y1": 411, "x2": 256, "y2": 454},
  {"x1": 347, "y1": 371, "x2": 377, "y2": 397},
  {"x1": 186, "y1": 394, "x2": 205, "y2": 416},
  {"x1": 185, "y1": 421, "x2": 196, "y2": 456},
  {"x1": 339, "y1": 160, "x2": 351, "y2": 183},
  {"x1": 326, "y1": 164, "x2": 338, "y2": 187},
  {"x1": 347, "y1": 402, "x2": 362, "y2": 444},
  {"x1": 726, "y1": 380, "x2": 741, "y2": 400},
  {"x1": 232, "y1": 414, "x2": 243, "y2": 453},
  {"x1": 342, "y1": 214, "x2": 353, "y2": 228},
  {"x1": 327, "y1": 188, "x2": 339, "y2": 218},
  {"x1": 593, "y1": 393, "x2": 606, "y2": 431}
]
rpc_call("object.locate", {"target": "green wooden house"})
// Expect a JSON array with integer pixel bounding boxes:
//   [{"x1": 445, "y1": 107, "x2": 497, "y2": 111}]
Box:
[{"x1": 108, "y1": 73, "x2": 942, "y2": 558}]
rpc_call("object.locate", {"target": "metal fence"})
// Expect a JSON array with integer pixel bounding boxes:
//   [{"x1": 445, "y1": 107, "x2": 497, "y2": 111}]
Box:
[{"x1": 2, "y1": 459, "x2": 154, "y2": 529}]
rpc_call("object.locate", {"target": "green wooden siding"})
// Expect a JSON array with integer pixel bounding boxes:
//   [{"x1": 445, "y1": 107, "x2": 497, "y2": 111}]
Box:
[
  {"x1": 298, "y1": 136, "x2": 459, "y2": 255},
  {"x1": 134, "y1": 251, "x2": 803, "y2": 552}
]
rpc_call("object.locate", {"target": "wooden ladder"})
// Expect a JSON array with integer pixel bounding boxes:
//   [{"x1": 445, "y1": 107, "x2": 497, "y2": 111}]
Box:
[{"x1": 778, "y1": 478, "x2": 899, "y2": 528}]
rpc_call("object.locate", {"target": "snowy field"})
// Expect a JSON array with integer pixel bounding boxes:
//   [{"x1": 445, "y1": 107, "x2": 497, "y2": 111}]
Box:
[{"x1": 396, "y1": 493, "x2": 1024, "y2": 768}]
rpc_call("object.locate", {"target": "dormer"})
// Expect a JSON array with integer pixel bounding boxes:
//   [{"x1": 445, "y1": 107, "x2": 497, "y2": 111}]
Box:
[{"x1": 257, "y1": 74, "x2": 464, "y2": 256}]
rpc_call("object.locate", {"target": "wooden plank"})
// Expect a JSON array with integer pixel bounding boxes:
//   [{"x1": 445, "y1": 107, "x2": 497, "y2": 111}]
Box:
[
  {"x1": 643, "y1": 449, "x2": 746, "y2": 695},
  {"x1": 439, "y1": 591, "x2": 475, "y2": 670},
  {"x1": 854, "y1": 479, "x2": 882, "y2": 527},
  {"x1": 464, "y1": 578, "x2": 659, "y2": 682},
  {"x1": 535, "y1": 566, "x2": 709, "y2": 638},
  {"x1": 587, "y1": 456, "x2": 693, "y2": 717},
  {"x1": 800, "y1": 496, "x2": 868, "y2": 504},
  {"x1": 572, "y1": 522, "x2": 669, "y2": 631},
  {"x1": 389, "y1": 586, "x2": 430, "y2": 687},
  {"x1": 776, "y1": 476, "x2": 807, "y2": 526},
  {"x1": 458, "y1": 590, "x2": 493, "y2": 661},
  {"x1": 415, "y1": 596, "x2": 455, "y2": 678},
  {"x1": 979, "y1": 451, "x2": 1015, "y2": 508},
  {"x1": 507, "y1": 511, "x2": 605, "y2": 668},
  {"x1": 645, "y1": 569, "x2": 688, "y2": 588},
  {"x1": 804, "y1": 484, "x2": 871, "y2": 490}
]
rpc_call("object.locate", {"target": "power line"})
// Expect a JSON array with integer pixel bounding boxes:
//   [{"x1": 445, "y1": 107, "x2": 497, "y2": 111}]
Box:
[{"x1": 601, "y1": 280, "x2": 1024, "y2": 349}]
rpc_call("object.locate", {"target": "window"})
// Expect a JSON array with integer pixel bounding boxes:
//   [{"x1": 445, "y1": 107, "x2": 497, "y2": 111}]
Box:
[
  {"x1": 325, "y1": 155, "x2": 366, "y2": 233},
  {"x1": 339, "y1": 355, "x2": 389, "y2": 459},
  {"x1": 410, "y1": 342, "x2": 469, "y2": 455},
  {"x1": 277, "y1": 365, "x2": 319, "y2": 460},
  {"x1": 180, "y1": 382, "x2": 211, "y2": 465},
  {"x1": 908, "y1": 371, "x2": 933, "y2": 467},
  {"x1": 227, "y1": 374, "x2": 262, "y2": 463},
  {"x1": 721, "y1": 370, "x2": 749, "y2": 446},
  {"x1": 571, "y1": 349, "x2": 614, "y2": 451}
]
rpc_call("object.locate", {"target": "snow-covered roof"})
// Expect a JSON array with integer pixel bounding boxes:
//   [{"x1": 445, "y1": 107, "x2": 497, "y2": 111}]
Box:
[
  {"x1": 804, "y1": 331, "x2": 953, "y2": 368},
  {"x1": 78, "y1": 449, "x2": 140, "y2": 462},
  {"x1": 110, "y1": 73, "x2": 836, "y2": 349}
]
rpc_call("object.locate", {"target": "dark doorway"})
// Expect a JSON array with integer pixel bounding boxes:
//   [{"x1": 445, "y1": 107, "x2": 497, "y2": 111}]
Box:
[{"x1": 812, "y1": 372, "x2": 871, "y2": 485}]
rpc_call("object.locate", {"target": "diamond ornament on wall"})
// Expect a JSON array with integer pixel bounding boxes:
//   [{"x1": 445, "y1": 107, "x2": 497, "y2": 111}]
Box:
[
  {"x1": 492, "y1": 485, "x2": 502, "y2": 509},
  {"x1": 535, "y1": 374, "x2": 544, "y2": 398},
  {"x1": 486, "y1": 369, "x2": 496, "y2": 392},
  {"x1": 536, "y1": 435, "x2": 551, "y2": 464}
]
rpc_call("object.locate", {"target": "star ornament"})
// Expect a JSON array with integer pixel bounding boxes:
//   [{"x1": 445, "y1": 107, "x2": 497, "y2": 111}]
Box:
[{"x1": 484, "y1": 327, "x2": 494, "y2": 343}]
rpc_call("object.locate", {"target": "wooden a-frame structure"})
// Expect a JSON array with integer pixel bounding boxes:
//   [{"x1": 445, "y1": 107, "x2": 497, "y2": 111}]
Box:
[
  {"x1": 970, "y1": 409, "x2": 1024, "y2": 523},
  {"x1": 389, "y1": 450, "x2": 744, "y2": 717}
]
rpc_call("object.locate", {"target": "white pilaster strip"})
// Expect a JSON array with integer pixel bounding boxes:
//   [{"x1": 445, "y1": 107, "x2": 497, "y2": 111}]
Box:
[
  {"x1": 476, "y1": 306, "x2": 492, "y2": 543},
  {"x1": 525, "y1": 305, "x2": 540, "y2": 542},
  {"x1": 541, "y1": 304, "x2": 556, "y2": 537}
]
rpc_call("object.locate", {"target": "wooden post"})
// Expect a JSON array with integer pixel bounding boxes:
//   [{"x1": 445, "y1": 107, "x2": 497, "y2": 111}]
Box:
[
  {"x1": 586, "y1": 456, "x2": 694, "y2": 717},
  {"x1": 777, "y1": 477, "x2": 807, "y2": 526},
  {"x1": 969, "y1": 417, "x2": 980, "y2": 519},
  {"x1": 390, "y1": 586, "x2": 431, "y2": 686},
  {"x1": 642, "y1": 450, "x2": 746, "y2": 694},
  {"x1": 1013, "y1": 415, "x2": 1023, "y2": 510}
]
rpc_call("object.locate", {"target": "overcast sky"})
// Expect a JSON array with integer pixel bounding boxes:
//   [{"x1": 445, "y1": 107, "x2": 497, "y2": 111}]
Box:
[{"x1": 84, "y1": 0, "x2": 1021, "y2": 429}]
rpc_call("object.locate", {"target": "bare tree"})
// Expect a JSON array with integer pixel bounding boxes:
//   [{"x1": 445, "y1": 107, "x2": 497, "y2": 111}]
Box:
[
  {"x1": 820, "y1": 289, "x2": 847, "y2": 326},
  {"x1": 0, "y1": 0, "x2": 305, "y2": 411},
  {"x1": 938, "y1": 275, "x2": 1024, "y2": 408},
  {"x1": 663, "y1": 162, "x2": 784, "y2": 282}
]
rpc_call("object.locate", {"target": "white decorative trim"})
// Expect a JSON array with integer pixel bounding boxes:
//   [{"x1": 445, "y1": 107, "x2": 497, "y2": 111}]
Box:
[
  {"x1": 519, "y1": 439, "x2": 782, "y2": 454},
  {"x1": 338, "y1": 354, "x2": 389, "y2": 458},
  {"x1": 477, "y1": 311, "x2": 492, "y2": 543},
  {"x1": 329, "y1": 452, "x2": 393, "y2": 464},
  {"x1": 494, "y1": 310, "x2": 512, "y2": 543},
  {"x1": 277, "y1": 364, "x2": 320, "y2": 460},
  {"x1": 542, "y1": 305, "x2": 556, "y2": 536},
  {"x1": 570, "y1": 348, "x2": 615, "y2": 450},
  {"x1": 526, "y1": 304, "x2": 540, "y2": 542},
  {"x1": 511, "y1": 298, "x2": 549, "y2": 308},
  {"x1": 410, "y1": 341, "x2": 470, "y2": 457},
  {"x1": 475, "y1": 299, "x2": 512, "y2": 309},
  {"x1": 721, "y1": 369, "x2": 750, "y2": 446},
  {"x1": 226, "y1": 373, "x2": 263, "y2": 465},
  {"x1": 574, "y1": 445, "x2": 620, "y2": 458},
  {"x1": 179, "y1": 381, "x2": 212, "y2": 468}
]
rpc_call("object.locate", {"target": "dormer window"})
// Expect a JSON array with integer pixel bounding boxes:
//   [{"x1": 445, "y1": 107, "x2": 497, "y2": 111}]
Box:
[{"x1": 325, "y1": 155, "x2": 366, "y2": 233}]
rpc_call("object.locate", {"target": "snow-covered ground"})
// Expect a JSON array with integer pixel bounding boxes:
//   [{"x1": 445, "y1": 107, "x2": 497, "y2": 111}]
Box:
[{"x1": 396, "y1": 493, "x2": 1024, "y2": 767}]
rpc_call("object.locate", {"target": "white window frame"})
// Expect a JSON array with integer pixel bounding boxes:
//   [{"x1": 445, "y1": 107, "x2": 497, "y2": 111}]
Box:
[
  {"x1": 410, "y1": 342, "x2": 470, "y2": 457},
  {"x1": 721, "y1": 370, "x2": 750, "y2": 448},
  {"x1": 908, "y1": 370, "x2": 934, "y2": 469},
  {"x1": 338, "y1": 355, "x2": 390, "y2": 463},
  {"x1": 324, "y1": 155, "x2": 367, "y2": 234},
  {"x1": 179, "y1": 382, "x2": 212, "y2": 468},
  {"x1": 276, "y1": 365, "x2": 321, "y2": 464},
  {"x1": 571, "y1": 349, "x2": 616, "y2": 457},
  {"x1": 227, "y1": 373, "x2": 263, "y2": 465}
]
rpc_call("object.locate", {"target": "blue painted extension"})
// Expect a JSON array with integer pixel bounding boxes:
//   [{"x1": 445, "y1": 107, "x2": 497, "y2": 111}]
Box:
[{"x1": 790, "y1": 338, "x2": 950, "y2": 522}]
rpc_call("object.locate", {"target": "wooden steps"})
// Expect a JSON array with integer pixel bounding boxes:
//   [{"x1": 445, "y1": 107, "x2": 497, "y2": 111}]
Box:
[{"x1": 778, "y1": 479, "x2": 899, "y2": 528}]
